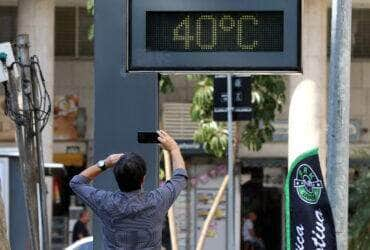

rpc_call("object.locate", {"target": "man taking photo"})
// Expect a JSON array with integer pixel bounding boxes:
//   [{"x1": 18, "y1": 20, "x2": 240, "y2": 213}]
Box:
[{"x1": 70, "y1": 130, "x2": 187, "y2": 249}]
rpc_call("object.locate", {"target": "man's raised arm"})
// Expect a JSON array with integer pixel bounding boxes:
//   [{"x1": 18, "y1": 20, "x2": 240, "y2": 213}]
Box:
[
  {"x1": 69, "y1": 153, "x2": 123, "y2": 214},
  {"x1": 156, "y1": 130, "x2": 188, "y2": 209}
]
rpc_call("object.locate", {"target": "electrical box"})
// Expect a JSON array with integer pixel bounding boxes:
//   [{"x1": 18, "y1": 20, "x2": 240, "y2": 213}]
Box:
[
  {"x1": 0, "y1": 60, "x2": 8, "y2": 83},
  {"x1": 0, "y1": 42, "x2": 19, "y2": 83}
]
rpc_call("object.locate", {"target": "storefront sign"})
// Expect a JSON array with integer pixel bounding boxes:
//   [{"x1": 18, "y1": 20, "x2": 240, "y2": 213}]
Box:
[
  {"x1": 263, "y1": 167, "x2": 284, "y2": 188},
  {"x1": 272, "y1": 120, "x2": 361, "y2": 142},
  {"x1": 177, "y1": 140, "x2": 206, "y2": 155}
]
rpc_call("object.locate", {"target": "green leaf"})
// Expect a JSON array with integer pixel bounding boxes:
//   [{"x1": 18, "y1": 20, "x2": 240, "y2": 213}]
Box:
[
  {"x1": 159, "y1": 75, "x2": 175, "y2": 94},
  {"x1": 240, "y1": 75, "x2": 286, "y2": 151},
  {"x1": 88, "y1": 24, "x2": 94, "y2": 42},
  {"x1": 87, "y1": 0, "x2": 94, "y2": 15},
  {"x1": 86, "y1": 0, "x2": 94, "y2": 41},
  {"x1": 348, "y1": 165, "x2": 370, "y2": 250},
  {"x1": 190, "y1": 75, "x2": 286, "y2": 156}
]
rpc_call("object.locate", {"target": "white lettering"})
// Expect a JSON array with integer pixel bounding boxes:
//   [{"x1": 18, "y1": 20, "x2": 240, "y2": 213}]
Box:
[
  {"x1": 311, "y1": 210, "x2": 326, "y2": 249},
  {"x1": 295, "y1": 224, "x2": 305, "y2": 250},
  {"x1": 315, "y1": 210, "x2": 324, "y2": 223}
]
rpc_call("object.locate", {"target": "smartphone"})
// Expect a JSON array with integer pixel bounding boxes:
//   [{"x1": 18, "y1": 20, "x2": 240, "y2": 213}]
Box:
[{"x1": 137, "y1": 132, "x2": 160, "y2": 143}]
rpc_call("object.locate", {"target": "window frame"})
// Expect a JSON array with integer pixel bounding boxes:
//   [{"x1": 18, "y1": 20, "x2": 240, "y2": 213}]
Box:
[{"x1": 55, "y1": 6, "x2": 94, "y2": 60}]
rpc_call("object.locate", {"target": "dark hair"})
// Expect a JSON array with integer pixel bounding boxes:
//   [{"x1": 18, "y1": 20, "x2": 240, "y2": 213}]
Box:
[
  {"x1": 113, "y1": 152, "x2": 146, "y2": 192},
  {"x1": 79, "y1": 209, "x2": 89, "y2": 218}
]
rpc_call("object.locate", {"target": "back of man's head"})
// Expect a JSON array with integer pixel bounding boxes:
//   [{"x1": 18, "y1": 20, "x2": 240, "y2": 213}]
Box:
[{"x1": 113, "y1": 152, "x2": 146, "y2": 192}]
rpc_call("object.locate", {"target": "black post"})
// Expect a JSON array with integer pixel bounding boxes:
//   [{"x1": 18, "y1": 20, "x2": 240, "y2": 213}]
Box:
[{"x1": 94, "y1": 0, "x2": 159, "y2": 248}]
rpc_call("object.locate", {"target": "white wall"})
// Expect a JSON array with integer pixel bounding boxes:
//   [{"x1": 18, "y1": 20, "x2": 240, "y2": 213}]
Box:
[{"x1": 54, "y1": 59, "x2": 94, "y2": 141}]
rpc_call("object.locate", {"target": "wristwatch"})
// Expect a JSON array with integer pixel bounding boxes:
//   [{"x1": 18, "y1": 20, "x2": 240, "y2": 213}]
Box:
[{"x1": 97, "y1": 160, "x2": 107, "y2": 171}]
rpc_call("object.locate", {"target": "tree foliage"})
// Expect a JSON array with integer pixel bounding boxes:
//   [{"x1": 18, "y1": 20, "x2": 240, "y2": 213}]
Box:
[
  {"x1": 159, "y1": 75, "x2": 175, "y2": 94},
  {"x1": 87, "y1": 0, "x2": 94, "y2": 41},
  {"x1": 349, "y1": 169, "x2": 370, "y2": 250},
  {"x1": 184, "y1": 75, "x2": 285, "y2": 157},
  {"x1": 349, "y1": 148, "x2": 370, "y2": 250}
]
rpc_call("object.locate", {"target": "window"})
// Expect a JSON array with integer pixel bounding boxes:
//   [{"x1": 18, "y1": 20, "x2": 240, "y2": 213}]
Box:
[
  {"x1": 0, "y1": 6, "x2": 93, "y2": 57},
  {"x1": 0, "y1": 7, "x2": 17, "y2": 43},
  {"x1": 55, "y1": 7, "x2": 94, "y2": 57},
  {"x1": 352, "y1": 9, "x2": 370, "y2": 58},
  {"x1": 328, "y1": 9, "x2": 370, "y2": 58},
  {"x1": 55, "y1": 7, "x2": 75, "y2": 56},
  {"x1": 79, "y1": 8, "x2": 94, "y2": 56}
]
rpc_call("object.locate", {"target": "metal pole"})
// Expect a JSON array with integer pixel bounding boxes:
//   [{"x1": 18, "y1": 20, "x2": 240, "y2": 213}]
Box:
[
  {"x1": 15, "y1": 34, "x2": 49, "y2": 250},
  {"x1": 31, "y1": 54, "x2": 50, "y2": 250},
  {"x1": 327, "y1": 0, "x2": 352, "y2": 249},
  {"x1": 15, "y1": 34, "x2": 40, "y2": 250},
  {"x1": 192, "y1": 166, "x2": 197, "y2": 250},
  {"x1": 226, "y1": 73, "x2": 234, "y2": 250}
]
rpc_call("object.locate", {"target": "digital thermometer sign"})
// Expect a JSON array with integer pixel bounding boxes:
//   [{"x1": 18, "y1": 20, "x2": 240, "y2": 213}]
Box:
[
  {"x1": 146, "y1": 12, "x2": 284, "y2": 52},
  {"x1": 129, "y1": 0, "x2": 301, "y2": 73}
]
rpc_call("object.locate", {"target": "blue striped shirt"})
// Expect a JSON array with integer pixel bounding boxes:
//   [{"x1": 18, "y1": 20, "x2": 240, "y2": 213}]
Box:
[{"x1": 70, "y1": 168, "x2": 188, "y2": 249}]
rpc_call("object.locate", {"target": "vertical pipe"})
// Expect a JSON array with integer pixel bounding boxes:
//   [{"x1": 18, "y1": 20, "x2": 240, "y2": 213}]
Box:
[
  {"x1": 227, "y1": 73, "x2": 234, "y2": 250},
  {"x1": 327, "y1": 0, "x2": 352, "y2": 249},
  {"x1": 164, "y1": 150, "x2": 179, "y2": 250},
  {"x1": 36, "y1": 184, "x2": 43, "y2": 250},
  {"x1": 31, "y1": 57, "x2": 49, "y2": 250},
  {"x1": 192, "y1": 165, "x2": 197, "y2": 250}
]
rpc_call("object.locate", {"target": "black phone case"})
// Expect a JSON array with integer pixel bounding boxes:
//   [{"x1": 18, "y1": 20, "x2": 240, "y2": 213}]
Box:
[{"x1": 137, "y1": 132, "x2": 160, "y2": 143}]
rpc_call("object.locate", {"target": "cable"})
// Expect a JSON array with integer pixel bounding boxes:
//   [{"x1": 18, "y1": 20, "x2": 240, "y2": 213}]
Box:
[
  {"x1": 1, "y1": 55, "x2": 51, "y2": 136},
  {"x1": 30, "y1": 55, "x2": 52, "y2": 134}
]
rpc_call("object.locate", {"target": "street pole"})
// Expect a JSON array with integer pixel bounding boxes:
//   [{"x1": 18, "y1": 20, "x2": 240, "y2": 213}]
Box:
[
  {"x1": 14, "y1": 34, "x2": 40, "y2": 250},
  {"x1": 30, "y1": 54, "x2": 49, "y2": 250},
  {"x1": 14, "y1": 34, "x2": 49, "y2": 250},
  {"x1": 327, "y1": 0, "x2": 352, "y2": 249},
  {"x1": 226, "y1": 73, "x2": 234, "y2": 250}
]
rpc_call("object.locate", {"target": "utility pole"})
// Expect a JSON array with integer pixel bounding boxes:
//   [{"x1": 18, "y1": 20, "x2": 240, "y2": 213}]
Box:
[
  {"x1": 10, "y1": 34, "x2": 49, "y2": 250},
  {"x1": 327, "y1": 0, "x2": 352, "y2": 249}
]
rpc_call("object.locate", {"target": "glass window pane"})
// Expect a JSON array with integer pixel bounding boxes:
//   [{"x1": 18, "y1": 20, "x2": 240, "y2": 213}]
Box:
[
  {"x1": 0, "y1": 7, "x2": 17, "y2": 43},
  {"x1": 79, "y1": 8, "x2": 94, "y2": 57},
  {"x1": 55, "y1": 7, "x2": 76, "y2": 56}
]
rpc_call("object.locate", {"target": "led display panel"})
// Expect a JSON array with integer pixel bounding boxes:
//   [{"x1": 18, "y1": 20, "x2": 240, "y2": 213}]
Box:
[
  {"x1": 129, "y1": 0, "x2": 301, "y2": 73},
  {"x1": 146, "y1": 12, "x2": 284, "y2": 52}
]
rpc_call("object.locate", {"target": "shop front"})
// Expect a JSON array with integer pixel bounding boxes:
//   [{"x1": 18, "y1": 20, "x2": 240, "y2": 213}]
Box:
[{"x1": 239, "y1": 158, "x2": 286, "y2": 250}]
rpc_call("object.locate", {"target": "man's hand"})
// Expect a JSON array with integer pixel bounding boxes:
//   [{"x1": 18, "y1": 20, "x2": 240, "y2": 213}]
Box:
[
  {"x1": 158, "y1": 130, "x2": 185, "y2": 170},
  {"x1": 157, "y1": 130, "x2": 179, "y2": 152},
  {"x1": 78, "y1": 153, "x2": 123, "y2": 181},
  {"x1": 104, "y1": 153, "x2": 124, "y2": 168}
]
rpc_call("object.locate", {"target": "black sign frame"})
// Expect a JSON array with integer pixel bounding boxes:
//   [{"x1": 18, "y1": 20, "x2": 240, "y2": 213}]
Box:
[
  {"x1": 213, "y1": 76, "x2": 252, "y2": 121},
  {"x1": 128, "y1": 0, "x2": 302, "y2": 73}
]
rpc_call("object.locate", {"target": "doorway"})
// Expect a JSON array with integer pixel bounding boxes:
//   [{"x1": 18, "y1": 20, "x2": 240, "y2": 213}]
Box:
[{"x1": 240, "y1": 165, "x2": 284, "y2": 250}]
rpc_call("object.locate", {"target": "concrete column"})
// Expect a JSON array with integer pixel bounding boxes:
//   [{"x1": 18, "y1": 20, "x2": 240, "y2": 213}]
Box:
[
  {"x1": 288, "y1": 0, "x2": 328, "y2": 177},
  {"x1": 17, "y1": 0, "x2": 55, "y2": 164},
  {"x1": 17, "y1": 0, "x2": 55, "y2": 244}
]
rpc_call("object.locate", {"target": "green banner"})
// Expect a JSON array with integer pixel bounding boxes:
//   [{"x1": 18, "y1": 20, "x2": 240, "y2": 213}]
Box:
[{"x1": 285, "y1": 148, "x2": 337, "y2": 250}]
